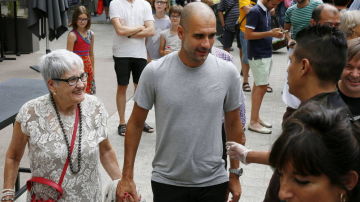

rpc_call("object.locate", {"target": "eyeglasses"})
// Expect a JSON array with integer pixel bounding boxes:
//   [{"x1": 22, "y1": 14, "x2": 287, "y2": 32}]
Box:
[
  {"x1": 77, "y1": 18, "x2": 89, "y2": 22},
  {"x1": 52, "y1": 72, "x2": 88, "y2": 86},
  {"x1": 155, "y1": 1, "x2": 167, "y2": 4},
  {"x1": 322, "y1": 22, "x2": 340, "y2": 28},
  {"x1": 170, "y1": 15, "x2": 180, "y2": 18}
]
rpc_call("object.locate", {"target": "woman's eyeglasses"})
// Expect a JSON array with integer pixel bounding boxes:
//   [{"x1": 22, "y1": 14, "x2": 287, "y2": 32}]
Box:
[
  {"x1": 155, "y1": 1, "x2": 167, "y2": 4},
  {"x1": 52, "y1": 72, "x2": 88, "y2": 86},
  {"x1": 77, "y1": 18, "x2": 89, "y2": 22}
]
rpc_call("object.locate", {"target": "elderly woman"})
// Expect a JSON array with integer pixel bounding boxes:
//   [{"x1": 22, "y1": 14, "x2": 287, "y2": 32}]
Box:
[
  {"x1": 269, "y1": 102, "x2": 360, "y2": 202},
  {"x1": 339, "y1": 10, "x2": 360, "y2": 40},
  {"x1": 1, "y1": 49, "x2": 121, "y2": 201}
]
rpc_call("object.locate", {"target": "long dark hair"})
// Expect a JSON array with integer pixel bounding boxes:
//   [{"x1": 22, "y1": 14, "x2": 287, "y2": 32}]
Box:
[{"x1": 269, "y1": 101, "x2": 360, "y2": 201}]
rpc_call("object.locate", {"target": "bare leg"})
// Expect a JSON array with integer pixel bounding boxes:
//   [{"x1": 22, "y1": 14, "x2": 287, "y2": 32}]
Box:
[
  {"x1": 239, "y1": 49, "x2": 250, "y2": 84},
  {"x1": 250, "y1": 84, "x2": 267, "y2": 127},
  {"x1": 105, "y1": 7, "x2": 110, "y2": 19},
  {"x1": 116, "y1": 85, "x2": 128, "y2": 125},
  {"x1": 242, "y1": 64, "x2": 250, "y2": 84}
]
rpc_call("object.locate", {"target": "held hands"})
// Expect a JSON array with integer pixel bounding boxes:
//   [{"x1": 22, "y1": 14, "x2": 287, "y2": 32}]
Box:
[
  {"x1": 116, "y1": 178, "x2": 139, "y2": 202},
  {"x1": 226, "y1": 141, "x2": 251, "y2": 164},
  {"x1": 164, "y1": 49, "x2": 172, "y2": 55},
  {"x1": 270, "y1": 28, "x2": 284, "y2": 38}
]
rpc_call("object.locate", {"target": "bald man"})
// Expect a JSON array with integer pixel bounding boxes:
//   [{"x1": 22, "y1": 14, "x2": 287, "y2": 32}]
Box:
[
  {"x1": 310, "y1": 3, "x2": 341, "y2": 27},
  {"x1": 116, "y1": 2, "x2": 245, "y2": 202}
]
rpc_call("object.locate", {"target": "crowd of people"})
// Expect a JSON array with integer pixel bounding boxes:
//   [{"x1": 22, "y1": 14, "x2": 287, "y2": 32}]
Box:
[{"x1": 1, "y1": 0, "x2": 360, "y2": 201}]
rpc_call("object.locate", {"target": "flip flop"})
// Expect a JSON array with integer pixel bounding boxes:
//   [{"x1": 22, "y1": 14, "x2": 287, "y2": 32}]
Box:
[
  {"x1": 118, "y1": 124, "x2": 126, "y2": 136},
  {"x1": 143, "y1": 122, "x2": 154, "y2": 133},
  {"x1": 266, "y1": 85, "x2": 273, "y2": 93},
  {"x1": 242, "y1": 82, "x2": 251, "y2": 92}
]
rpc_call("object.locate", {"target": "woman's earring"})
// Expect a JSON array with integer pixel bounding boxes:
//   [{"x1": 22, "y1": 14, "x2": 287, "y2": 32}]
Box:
[
  {"x1": 52, "y1": 91, "x2": 56, "y2": 96},
  {"x1": 340, "y1": 192, "x2": 347, "y2": 202}
]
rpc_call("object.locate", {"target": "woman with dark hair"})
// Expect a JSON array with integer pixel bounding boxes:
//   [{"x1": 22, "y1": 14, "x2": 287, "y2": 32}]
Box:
[{"x1": 268, "y1": 102, "x2": 360, "y2": 202}]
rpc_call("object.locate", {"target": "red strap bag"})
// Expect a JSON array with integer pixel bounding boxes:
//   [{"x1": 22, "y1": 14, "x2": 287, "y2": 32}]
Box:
[{"x1": 26, "y1": 107, "x2": 79, "y2": 202}]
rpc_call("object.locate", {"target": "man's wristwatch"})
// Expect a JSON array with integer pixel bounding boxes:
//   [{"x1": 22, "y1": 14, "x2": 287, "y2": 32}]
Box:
[{"x1": 229, "y1": 168, "x2": 243, "y2": 177}]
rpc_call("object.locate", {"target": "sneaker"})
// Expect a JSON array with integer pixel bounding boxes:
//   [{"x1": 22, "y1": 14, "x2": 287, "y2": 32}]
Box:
[
  {"x1": 143, "y1": 122, "x2": 154, "y2": 133},
  {"x1": 118, "y1": 124, "x2": 126, "y2": 136}
]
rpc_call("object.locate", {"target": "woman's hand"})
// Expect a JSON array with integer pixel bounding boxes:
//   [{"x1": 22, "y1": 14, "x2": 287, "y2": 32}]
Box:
[
  {"x1": 116, "y1": 178, "x2": 139, "y2": 202},
  {"x1": 226, "y1": 141, "x2": 251, "y2": 164}
]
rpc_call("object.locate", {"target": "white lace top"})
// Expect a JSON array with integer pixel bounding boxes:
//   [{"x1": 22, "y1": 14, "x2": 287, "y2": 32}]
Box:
[{"x1": 16, "y1": 94, "x2": 108, "y2": 202}]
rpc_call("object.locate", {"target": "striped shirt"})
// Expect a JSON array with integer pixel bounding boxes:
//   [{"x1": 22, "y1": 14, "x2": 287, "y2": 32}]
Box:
[
  {"x1": 285, "y1": 0, "x2": 322, "y2": 39},
  {"x1": 218, "y1": 0, "x2": 240, "y2": 32}
]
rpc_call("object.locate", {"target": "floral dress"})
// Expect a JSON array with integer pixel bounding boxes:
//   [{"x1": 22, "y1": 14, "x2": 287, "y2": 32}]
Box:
[
  {"x1": 16, "y1": 94, "x2": 108, "y2": 202},
  {"x1": 72, "y1": 29, "x2": 96, "y2": 94}
]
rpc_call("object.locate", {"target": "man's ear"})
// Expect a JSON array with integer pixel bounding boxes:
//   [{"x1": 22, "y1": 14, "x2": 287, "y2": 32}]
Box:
[
  {"x1": 342, "y1": 170, "x2": 359, "y2": 191},
  {"x1": 178, "y1": 25, "x2": 184, "y2": 40},
  {"x1": 300, "y1": 58, "x2": 311, "y2": 77}
]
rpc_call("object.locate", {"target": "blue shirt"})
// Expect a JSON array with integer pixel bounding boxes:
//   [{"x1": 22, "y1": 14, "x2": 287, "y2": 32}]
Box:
[{"x1": 246, "y1": 2, "x2": 272, "y2": 59}]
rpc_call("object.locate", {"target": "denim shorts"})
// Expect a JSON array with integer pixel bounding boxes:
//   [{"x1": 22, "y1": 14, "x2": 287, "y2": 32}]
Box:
[{"x1": 239, "y1": 31, "x2": 249, "y2": 64}]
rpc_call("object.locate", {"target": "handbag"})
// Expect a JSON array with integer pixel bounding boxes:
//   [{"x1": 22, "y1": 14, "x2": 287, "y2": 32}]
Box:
[
  {"x1": 103, "y1": 179, "x2": 120, "y2": 202},
  {"x1": 26, "y1": 107, "x2": 79, "y2": 202}
]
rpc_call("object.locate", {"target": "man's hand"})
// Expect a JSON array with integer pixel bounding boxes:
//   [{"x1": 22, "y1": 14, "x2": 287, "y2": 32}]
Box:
[
  {"x1": 138, "y1": 25, "x2": 146, "y2": 31},
  {"x1": 270, "y1": 28, "x2": 284, "y2": 38},
  {"x1": 228, "y1": 176, "x2": 241, "y2": 202},
  {"x1": 116, "y1": 178, "x2": 139, "y2": 202},
  {"x1": 226, "y1": 141, "x2": 251, "y2": 164}
]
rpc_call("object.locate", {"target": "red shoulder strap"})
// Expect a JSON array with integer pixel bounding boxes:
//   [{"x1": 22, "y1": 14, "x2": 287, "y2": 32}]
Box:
[
  {"x1": 58, "y1": 106, "x2": 80, "y2": 185},
  {"x1": 26, "y1": 106, "x2": 80, "y2": 200}
]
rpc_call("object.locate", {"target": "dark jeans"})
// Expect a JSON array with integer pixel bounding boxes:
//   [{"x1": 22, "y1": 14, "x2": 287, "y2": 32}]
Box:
[{"x1": 151, "y1": 181, "x2": 229, "y2": 202}]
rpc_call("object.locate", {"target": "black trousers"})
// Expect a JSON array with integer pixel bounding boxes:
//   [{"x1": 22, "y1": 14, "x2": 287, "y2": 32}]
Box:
[{"x1": 151, "y1": 181, "x2": 228, "y2": 202}]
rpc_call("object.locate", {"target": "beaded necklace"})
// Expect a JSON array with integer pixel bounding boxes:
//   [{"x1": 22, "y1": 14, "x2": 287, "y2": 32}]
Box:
[{"x1": 50, "y1": 94, "x2": 82, "y2": 174}]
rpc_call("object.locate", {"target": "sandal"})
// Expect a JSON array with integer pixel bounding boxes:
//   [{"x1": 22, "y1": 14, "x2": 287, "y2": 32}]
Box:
[
  {"x1": 118, "y1": 124, "x2": 126, "y2": 136},
  {"x1": 242, "y1": 82, "x2": 251, "y2": 92},
  {"x1": 143, "y1": 122, "x2": 154, "y2": 133},
  {"x1": 266, "y1": 85, "x2": 273, "y2": 93}
]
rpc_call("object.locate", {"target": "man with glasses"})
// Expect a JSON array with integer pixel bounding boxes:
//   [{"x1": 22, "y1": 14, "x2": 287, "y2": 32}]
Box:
[
  {"x1": 109, "y1": 0, "x2": 155, "y2": 136},
  {"x1": 310, "y1": 3, "x2": 341, "y2": 27}
]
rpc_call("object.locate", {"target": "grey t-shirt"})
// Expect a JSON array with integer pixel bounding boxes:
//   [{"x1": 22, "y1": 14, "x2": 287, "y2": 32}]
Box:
[
  {"x1": 160, "y1": 29, "x2": 181, "y2": 52},
  {"x1": 146, "y1": 15, "x2": 171, "y2": 59},
  {"x1": 134, "y1": 51, "x2": 241, "y2": 187}
]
